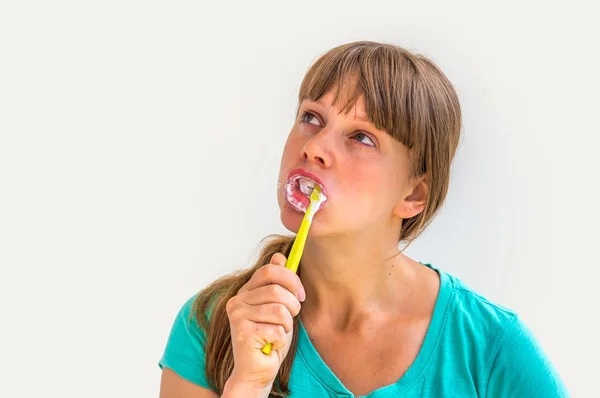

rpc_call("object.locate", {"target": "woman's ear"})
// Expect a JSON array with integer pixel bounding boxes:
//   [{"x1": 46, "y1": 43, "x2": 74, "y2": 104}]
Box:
[{"x1": 393, "y1": 174, "x2": 429, "y2": 219}]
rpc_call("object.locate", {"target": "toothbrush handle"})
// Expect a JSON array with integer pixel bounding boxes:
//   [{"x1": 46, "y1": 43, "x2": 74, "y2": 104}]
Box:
[
  {"x1": 261, "y1": 206, "x2": 313, "y2": 355},
  {"x1": 285, "y1": 215, "x2": 311, "y2": 273},
  {"x1": 261, "y1": 342, "x2": 274, "y2": 355}
]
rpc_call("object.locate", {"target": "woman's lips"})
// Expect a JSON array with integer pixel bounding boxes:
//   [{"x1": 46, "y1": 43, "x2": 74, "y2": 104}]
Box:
[
  {"x1": 285, "y1": 182, "x2": 311, "y2": 213},
  {"x1": 286, "y1": 169, "x2": 328, "y2": 197},
  {"x1": 284, "y1": 169, "x2": 328, "y2": 213}
]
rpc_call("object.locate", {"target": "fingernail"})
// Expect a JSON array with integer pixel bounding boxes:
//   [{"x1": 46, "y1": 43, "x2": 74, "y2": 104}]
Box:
[{"x1": 298, "y1": 289, "x2": 306, "y2": 302}]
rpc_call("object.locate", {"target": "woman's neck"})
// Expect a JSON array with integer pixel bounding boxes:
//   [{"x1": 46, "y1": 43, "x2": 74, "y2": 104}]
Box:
[{"x1": 298, "y1": 233, "x2": 422, "y2": 331}]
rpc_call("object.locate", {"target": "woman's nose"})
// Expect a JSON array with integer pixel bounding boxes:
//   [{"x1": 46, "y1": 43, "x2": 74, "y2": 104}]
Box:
[{"x1": 302, "y1": 132, "x2": 333, "y2": 168}]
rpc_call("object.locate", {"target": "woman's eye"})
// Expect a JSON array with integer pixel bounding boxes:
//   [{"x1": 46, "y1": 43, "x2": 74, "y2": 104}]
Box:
[
  {"x1": 301, "y1": 112, "x2": 321, "y2": 126},
  {"x1": 352, "y1": 132, "x2": 376, "y2": 147}
]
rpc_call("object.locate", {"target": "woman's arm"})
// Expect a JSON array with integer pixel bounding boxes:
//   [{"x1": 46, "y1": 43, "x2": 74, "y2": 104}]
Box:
[
  {"x1": 160, "y1": 368, "x2": 271, "y2": 398},
  {"x1": 160, "y1": 368, "x2": 218, "y2": 398}
]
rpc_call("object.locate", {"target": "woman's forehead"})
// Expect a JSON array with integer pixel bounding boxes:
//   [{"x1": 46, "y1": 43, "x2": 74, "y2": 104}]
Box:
[{"x1": 302, "y1": 90, "x2": 369, "y2": 121}]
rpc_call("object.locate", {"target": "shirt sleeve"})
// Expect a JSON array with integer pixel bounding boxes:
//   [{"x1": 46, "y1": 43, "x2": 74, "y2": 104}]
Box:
[
  {"x1": 158, "y1": 294, "x2": 215, "y2": 390},
  {"x1": 486, "y1": 315, "x2": 569, "y2": 397}
]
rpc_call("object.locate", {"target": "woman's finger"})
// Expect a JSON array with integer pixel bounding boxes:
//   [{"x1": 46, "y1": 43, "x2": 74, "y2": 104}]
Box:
[
  {"x1": 233, "y1": 302, "x2": 294, "y2": 333},
  {"x1": 239, "y1": 261, "x2": 305, "y2": 302},
  {"x1": 240, "y1": 284, "x2": 302, "y2": 317},
  {"x1": 233, "y1": 322, "x2": 288, "y2": 352}
]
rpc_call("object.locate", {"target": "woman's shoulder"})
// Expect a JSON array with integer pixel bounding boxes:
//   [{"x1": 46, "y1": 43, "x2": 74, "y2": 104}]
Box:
[
  {"x1": 435, "y1": 266, "x2": 518, "y2": 331},
  {"x1": 430, "y1": 265, "x2": 568, "y2": 396},
  {"x1": 158, "y1": 293, "x2": 215, "y2": 390},
  {"x1": 161, "y1": 293, "x2": 206, "y2": 349}
]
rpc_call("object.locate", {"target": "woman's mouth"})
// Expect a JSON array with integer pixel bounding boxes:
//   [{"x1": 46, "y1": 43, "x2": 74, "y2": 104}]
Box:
[{"x1": 284, "y1": 172, "x2": 328, "y2": 213}]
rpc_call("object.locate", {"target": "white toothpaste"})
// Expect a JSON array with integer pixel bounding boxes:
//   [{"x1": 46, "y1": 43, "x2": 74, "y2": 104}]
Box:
[
  {"x1": 305, "y1": 189, "x2": 327, "y2": 223},
  {"x1": 284, "y1": 176, "x2": 327, "y2": 217}
]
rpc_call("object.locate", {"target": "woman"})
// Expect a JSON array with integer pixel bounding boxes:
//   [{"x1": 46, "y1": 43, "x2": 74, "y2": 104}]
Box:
[{"x1": 158, "y1": 41, "x2": 568, "y2": 397}]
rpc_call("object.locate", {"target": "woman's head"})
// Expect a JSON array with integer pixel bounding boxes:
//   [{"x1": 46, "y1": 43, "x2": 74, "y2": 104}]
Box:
[
  {"x1": 198, "y1": 42, "x2": 463, "y2": 397},
  {"x1": 277, "y1": 41, "x2": 462, "y2": 245}
]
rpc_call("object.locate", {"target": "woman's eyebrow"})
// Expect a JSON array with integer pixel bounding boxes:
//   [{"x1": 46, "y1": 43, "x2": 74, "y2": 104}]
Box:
[
  {"x1": 303, "y1": 99, "x2": 372, "y2": 125},
  {"x1": 352, "y1": 111, "x2": 369, "y2": 123},
  {"x1": 303, "y1": 99, "x2": 321, "y2": 107}
]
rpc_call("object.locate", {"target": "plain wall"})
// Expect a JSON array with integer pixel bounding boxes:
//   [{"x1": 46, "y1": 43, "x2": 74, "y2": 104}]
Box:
[{"x1": 1, "y1": 0, "x2": 598, "y2": 396}]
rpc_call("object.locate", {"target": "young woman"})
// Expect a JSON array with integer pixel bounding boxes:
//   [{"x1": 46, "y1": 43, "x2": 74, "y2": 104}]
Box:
[{"x1": 159, "y1": 41, "x2": 568, "y2": 397}]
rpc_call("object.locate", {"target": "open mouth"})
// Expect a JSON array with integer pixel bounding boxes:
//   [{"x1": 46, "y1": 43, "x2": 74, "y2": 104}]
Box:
[
  {"x1": 298, "y1": 177, "x2": 317, "y2": 196},
  {"x1": 284, "y1": 174, "x2": 327, "y2": 213}
]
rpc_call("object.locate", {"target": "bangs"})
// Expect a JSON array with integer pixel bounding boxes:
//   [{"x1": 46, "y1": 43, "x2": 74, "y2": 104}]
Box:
[{"x1": 297, "y1": 42, "x2": 424, "y2": 154}]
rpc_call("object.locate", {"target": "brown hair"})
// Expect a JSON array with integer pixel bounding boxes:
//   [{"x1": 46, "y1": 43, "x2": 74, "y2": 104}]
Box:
[{"x1": 193, "y1": 41, "x2": 462, "y2": 396}]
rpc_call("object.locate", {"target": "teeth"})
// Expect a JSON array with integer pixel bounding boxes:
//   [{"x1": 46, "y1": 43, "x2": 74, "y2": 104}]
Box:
[{"x1": 298, "y1": 177, "x2": 315, "y2": 196}]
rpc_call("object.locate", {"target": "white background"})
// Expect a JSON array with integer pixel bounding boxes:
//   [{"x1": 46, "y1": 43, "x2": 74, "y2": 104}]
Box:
[{"x1": 1, "y1": 0, "x2": 598, "y2": 396}]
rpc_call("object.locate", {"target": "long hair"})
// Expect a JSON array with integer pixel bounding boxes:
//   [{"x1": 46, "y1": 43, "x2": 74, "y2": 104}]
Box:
[{"x1": 194, "y1": 41, "x2": 462, "y2": 396}]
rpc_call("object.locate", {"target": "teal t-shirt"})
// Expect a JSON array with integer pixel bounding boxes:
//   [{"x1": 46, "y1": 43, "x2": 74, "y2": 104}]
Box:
[{"x1": 158, "y1": 265, "x2": 568, "y2": 397}]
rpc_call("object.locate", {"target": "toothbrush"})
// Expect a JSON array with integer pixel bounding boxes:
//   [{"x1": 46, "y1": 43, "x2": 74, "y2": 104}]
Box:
[{"x1": 261, "y1": 184, "x2": 325, "y2": 355}]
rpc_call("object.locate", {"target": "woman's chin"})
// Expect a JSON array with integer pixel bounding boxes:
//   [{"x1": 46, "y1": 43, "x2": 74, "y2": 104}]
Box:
[
  {"x1": 280, "y1": 202, "x2": 328, "y2": 236},
  {"x1": 280, "y1": 203, "x2": 304, "y2": 233}
]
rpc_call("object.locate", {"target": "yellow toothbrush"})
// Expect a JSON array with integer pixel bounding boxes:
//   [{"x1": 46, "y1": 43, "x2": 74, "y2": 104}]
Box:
[{"x1": 261, "y1": 184, "x2": 325, "y2": 355}]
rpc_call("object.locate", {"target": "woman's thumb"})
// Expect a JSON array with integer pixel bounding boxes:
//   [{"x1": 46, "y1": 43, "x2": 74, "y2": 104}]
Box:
[{"x1": 270, "y1": 252, "x2": 287, "y2": 267}]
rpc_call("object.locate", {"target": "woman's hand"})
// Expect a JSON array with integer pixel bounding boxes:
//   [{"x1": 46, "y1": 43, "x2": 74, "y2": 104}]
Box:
[{"x1": 223, "y1": 253, "x2": 305, "y2": 397}]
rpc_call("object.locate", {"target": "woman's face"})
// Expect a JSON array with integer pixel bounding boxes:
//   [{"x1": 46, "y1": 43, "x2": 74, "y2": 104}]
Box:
[{"x1": 277, "y1": 90, "x2": 425, "y2": 238}]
